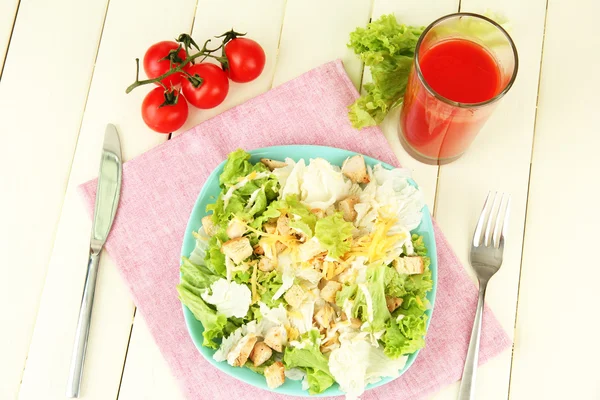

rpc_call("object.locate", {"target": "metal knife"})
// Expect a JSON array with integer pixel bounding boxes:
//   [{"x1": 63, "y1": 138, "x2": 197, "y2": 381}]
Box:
[{"x1": 66, "y1": 124, "x2": 122, "y2": 398}]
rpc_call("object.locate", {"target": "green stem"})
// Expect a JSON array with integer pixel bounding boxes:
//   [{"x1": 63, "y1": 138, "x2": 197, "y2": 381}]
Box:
[{"x1": 125, "y1": 38, "x2": 227, "y2": 94}]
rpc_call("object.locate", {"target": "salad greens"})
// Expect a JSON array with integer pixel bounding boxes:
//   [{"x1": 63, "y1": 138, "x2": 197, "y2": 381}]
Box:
[
  {"x1": 348, "y1": 14, "x2": 424, "y2": 129},
  {"x1": 177, "y1": 149, "x2": 433, "y2": 399}
]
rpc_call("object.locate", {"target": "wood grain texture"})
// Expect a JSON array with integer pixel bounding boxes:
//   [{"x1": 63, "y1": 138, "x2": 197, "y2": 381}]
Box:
[
  {"x1": 0, "y1": 0, "x2": 109, "y2": 398},
  {"x1": 509, "y1": 0, "x2": 600, "y2": 398},
  {"x1": 0, "y1": 0, "x2": 18, "y2": 73},
  {"x1": 17, "y1": 0, "x2": 197, "y2": 399}
]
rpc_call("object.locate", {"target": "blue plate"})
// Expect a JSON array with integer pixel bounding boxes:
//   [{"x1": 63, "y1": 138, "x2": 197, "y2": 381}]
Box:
[{"x1": 180, "y1": 145, "x2": 437, "y2": 397}]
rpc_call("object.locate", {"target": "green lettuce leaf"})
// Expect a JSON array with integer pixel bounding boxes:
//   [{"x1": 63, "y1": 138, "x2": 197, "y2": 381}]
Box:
[
  {"x1": 257, "y1": 270, "x2": 284, "y2": 307},
  {"x1": 176, "y1": 284, "x2": 227, "y2": 349},
  {"x1": 180, "y1": 257, "x2": 220, "y2": 290},
  {"x1": 351, "y1": 264, "x2": 391, "y2": 331},
  {"x1": 347, "y1": 14, "x2": 424, "y2": 129},
  {"x1": 204, "y1": 233, "x2": 227, "y2": 277},
  {"x1": 315, "y1": 212, "x2": 354, "y2": 259},
  {"x1": 286, "y1": 195, "x2": 318, "y2": 237},
  {"x1": 382, "y1": 314, "x2": 428, "y2": 359},
  {"x1": 335, "y1": 283, "x2": 358, "y2": 308},
  {"x1": 283, "y1": 330, "x2": 335, "y2": 394}
]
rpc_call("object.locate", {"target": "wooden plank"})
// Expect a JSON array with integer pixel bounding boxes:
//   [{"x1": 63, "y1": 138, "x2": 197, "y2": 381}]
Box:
[
  {"x1": 431, "y1": 0, "x2": 547, "y2": 399},
  {"x1": 17, "y1": 0, "x2": 197, "y2": 399},
  {"x1": 509, "y1": 0, "x2": 600, "y2": 399},
  {"x1": 0, "y1": 0, "x2": 109, "y2": 398},
  {"x1": 368, "y1": 0, "x2": 459, "y2": 210},
  {"x1": 271, "y1": 0, "x2": 371, "y2": 88},
  {"x1": 0, "y1": 0, "x2": 19, "y2": 73},
  {"x1": 117, "y1": 1, "x2": 287, "y2": 398}
]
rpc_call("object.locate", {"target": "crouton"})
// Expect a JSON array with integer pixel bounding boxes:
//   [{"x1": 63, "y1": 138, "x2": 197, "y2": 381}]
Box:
[
  {"x1": 311, "y1": 208, "x2": 326, "y2": 219},
  {"x1": 201, "y1": 215, "x2": 216, "y2": 236},
  {"x1": 338, "y1": 195, "x2": 359, "y2": 222},
  {"x1": 386, "y1": 296, "x2": 404, "y2": 313},
  {"x1": 264, "y1": 361, "x2": 286, "y2": 389},
  {"x1": 342, "y1": 155, "x2": 370, "y2": 184},
  {"x1": 249, "y1": 341, "x2": 273, "y2": 367},
  {"x1": 263, "y1": 222, "x2": 277, "y2": 234},
  {"x1": 320, "y1": 334, "x2": 340, "y2": 354},
  {"x1": 276, "y1": 214, "x2": 290, "y2": 236},
  {"x1": 314, "y1": 304, "x2": 335, "y2": 328},
  {"x1": 393, "y1": 256, "x2": 425, "y2": 275},
  {"x1": 253, "y1": 244, "x2": 264, "y2": 255},
  {"x1": 264, "y1": 326, "x2": 287, "y2": 352},
  {"x1": 261, "y1": 158, "x2": 287, "y2": 171},
  {"x1": 275, "y1": 241, "x2": 287, "y2": 254},
  {"x1": 298, "y1": 239, "x2": 324, "y2": 262},
  {"x1": 229, "y1": 334, "x2": 258, "y2": 367},
  {"x1": 350, "y1": 318, "x2": 362, "y2": 329},
  {"x1": 258, "y1": 257, "x2": 275, "y2": 272},
  {"x1": 320, "y1": 280, "x2": 343, "y2": 303},
  {"x1": 283, "y1": 285, "x2": 306, "y2": 309},
  {"x1": 221, "y1": 237, "x2": 253, "y2": 264},
  {"x1": 226, "y1": 218, "x2": 247, "y2": 239}
]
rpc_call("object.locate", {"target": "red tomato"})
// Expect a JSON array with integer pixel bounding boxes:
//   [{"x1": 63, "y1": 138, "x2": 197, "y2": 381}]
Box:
[
  {"x1": 224, "y1": 38, "x2": 266, "y2": 83},
  {"x1": 181, "y1": 63, "x2": 229, "y2": 109},
  {"x1": 143, "y1": 41, "x2": 187, "y2": 87},
  {"x1": 141, "y1": 87, "x2": 188, "y2": 133}
]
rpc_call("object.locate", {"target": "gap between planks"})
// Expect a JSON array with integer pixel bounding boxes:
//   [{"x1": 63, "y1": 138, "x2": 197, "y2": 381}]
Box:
[
  {"x1": 505, "y1": 0, "x2": 550, "y2": 397},
  {"x1": 15, "y1": 0, "x2": 113, "y2": 396},
  {"x1": 0, "y1": 0, "x2": 21, "y2": 80}
]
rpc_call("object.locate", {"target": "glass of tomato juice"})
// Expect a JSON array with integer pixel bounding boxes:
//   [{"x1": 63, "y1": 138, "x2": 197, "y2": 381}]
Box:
[{"x1": 399, "y1": 13, "x2": 518, "y2": 164}]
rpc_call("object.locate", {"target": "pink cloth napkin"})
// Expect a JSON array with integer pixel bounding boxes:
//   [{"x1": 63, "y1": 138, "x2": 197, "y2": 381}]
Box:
[{"x1": 80, "y1": 60, "x2": 510, "y2": 399}]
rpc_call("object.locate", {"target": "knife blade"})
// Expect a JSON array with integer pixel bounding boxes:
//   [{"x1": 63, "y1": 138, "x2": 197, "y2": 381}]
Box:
[{"x1": 66, "y1": 124, "x2": 122, "y2": 398}]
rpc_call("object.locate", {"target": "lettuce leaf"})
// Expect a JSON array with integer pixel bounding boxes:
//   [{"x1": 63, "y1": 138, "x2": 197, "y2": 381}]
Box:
[
  {"x1": 315, "y1": 212, "x2": 354, "y2": 259},
  {"x1": 347, "y1": 14, "x2": 424, "y2": 129},
  {"x1": 382, "y1": 314, "x2": 428, "y2": 359},
  {"x1": 180, "y1": 257, "x2": 220, "y2": 290},
  {"x1": 176, "y1": 284, "x2": 228, "y2": 349},
  {"x1": 352, "y1": 264, "x2": 391, "y2": 331},
  {"x1": 283, "y1": 330, "x2": 335, "y2": 394}
]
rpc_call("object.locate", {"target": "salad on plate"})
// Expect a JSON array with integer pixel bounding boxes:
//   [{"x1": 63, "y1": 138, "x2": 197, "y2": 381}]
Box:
[{"x1": 177, "y1": 149, "x2": 433, "y2": 399}]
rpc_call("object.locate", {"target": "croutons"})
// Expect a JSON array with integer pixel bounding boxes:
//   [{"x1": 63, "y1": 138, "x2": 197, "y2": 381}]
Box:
[
  {"x1": 264, "y1": 326, "x2": 287, "y2": 352},
  {"x1": 275, "y1": 241, "x2": 287, "y2": 254},
  {"x1": 314, "y1": 304, "x2": 335, "y2": 328},
  {"x1": 201, "y1": 215, "x2": 216, "y2": 236},
  {"x1": 221, "y1": 237, "x2": 253, "y2": 264},
  {"x1": 264, "y1": 361, "x2": 286, "y2": 389},
  {"x1": 350, "y1": 318, "x2": 362, "y2": 329},
  {"x1": 386, "y1": 296, "x2": 404, "y2": 313},
  {"x1": 283, "y1": 284, "x2": 306, "y2": 309},
  {"x1": 263, "y1": 222, "x2": 277, "y2": 234},
  {"x1": 226, "y1": 218, "x2": 247, "y2": 239},
  {"x1": 342, "y1": 155, "x2": 370, "y2": 184},
  {"x1": 310, "y1": 208, "x2": 326, "y2": 219},
  {"x1": 258, "y1": 257, "x2": 275, "y2": 272},
  {"x1": 249, "y1": 341, "x2": 272, "y2": 367},
  {"x1": 276, "y1": 214, "x2": 290, "y2": 236},
  {"x1": 338, "y1": 195, "x2": 359, "y2": 222},
  {"x1": 261, "y1": 158, "x2": 287, "y2": 171},
  {"x1": 320, "y1": 280, "x2": 343, "y2": 303},
  {"x1": 393, "y1": 256, "x2": 425, "y2": 275},
  {"x1": 253, "y1": 244, "x2": 264, "y2": 255},
  {"x1": 298, "y1": 239, "x2": 324, "y2": 262},
  {"x1": 229, "y1": 334, "x2": 258, "y2": 367}
]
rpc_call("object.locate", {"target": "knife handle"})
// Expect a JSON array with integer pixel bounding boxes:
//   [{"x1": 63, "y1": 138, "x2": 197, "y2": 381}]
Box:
[{"x1": 66, "y1": 249, "x2": 101, "y2": 398}]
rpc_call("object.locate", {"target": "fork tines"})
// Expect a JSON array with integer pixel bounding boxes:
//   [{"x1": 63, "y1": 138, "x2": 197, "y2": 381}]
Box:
[{"x1": 473, "y1": 191, "x2": 511, "y2": 249}]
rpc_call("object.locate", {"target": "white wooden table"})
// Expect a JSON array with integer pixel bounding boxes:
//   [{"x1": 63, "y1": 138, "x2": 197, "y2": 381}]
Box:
[{"x1": 1, "y1": 0, "x2": 599, "y2": 399}]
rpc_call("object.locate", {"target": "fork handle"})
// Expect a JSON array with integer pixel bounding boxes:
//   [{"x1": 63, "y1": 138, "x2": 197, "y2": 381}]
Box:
[{"x1": 458, "y1": 280, "x2": 487, "y2": 400}]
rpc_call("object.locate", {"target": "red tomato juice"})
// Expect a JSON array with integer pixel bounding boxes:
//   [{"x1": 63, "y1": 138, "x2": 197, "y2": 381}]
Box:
[{"x1": 400, "y1": 39, "x2": 501, "y2": 161}]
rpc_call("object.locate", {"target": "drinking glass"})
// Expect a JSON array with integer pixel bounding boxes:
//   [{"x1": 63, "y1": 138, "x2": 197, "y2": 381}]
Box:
[{"x1": 399, "y1": 13, "x2": 518, "y2": 164}]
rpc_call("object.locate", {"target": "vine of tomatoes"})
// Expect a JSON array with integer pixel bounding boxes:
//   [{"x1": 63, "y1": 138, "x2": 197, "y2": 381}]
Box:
[{"x1": 127, "y1": 30, "x2": 265, "y2": 133}]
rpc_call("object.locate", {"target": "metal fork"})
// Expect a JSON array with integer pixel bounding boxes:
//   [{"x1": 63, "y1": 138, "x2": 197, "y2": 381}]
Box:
[{"x1": 458, "y1": 192, "x2": 511, "y2": 400}]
